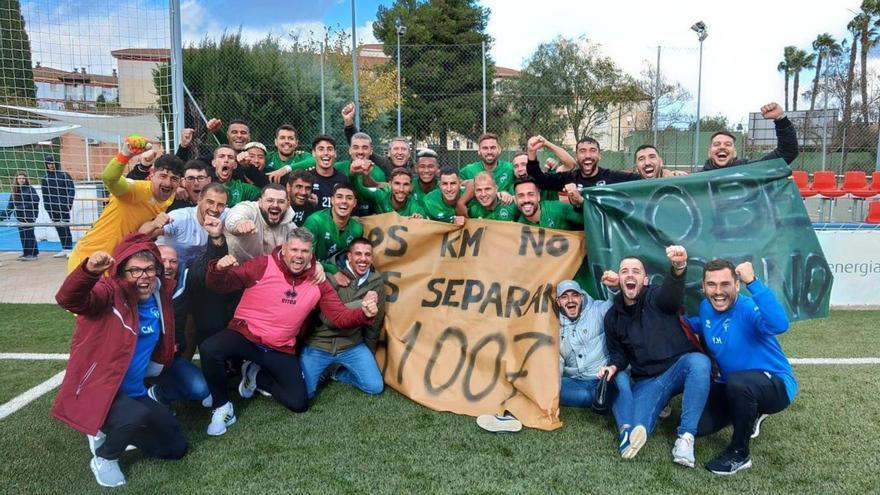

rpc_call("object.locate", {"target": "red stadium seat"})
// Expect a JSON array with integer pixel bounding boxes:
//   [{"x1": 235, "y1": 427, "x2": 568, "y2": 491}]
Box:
[
  {"x1": 850, "y1": 171, "x2": 880, "y2": 199},
  {"x1": 866, "y1": 201, "x2": 880, "y2": 224},
  {"x1": 812, "y1": 171, "x2": 845, "y2": 198},
  {"x1": 791, "y1": 170, "x2": 817, "y2": 198}
]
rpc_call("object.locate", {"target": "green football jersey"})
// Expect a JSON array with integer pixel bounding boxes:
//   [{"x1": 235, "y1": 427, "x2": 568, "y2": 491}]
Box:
[{"x1": 303, "y1": 209, "x2": 364, "y2": 274}]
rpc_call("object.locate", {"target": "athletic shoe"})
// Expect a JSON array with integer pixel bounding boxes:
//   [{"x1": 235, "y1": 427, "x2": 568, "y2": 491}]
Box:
[
  {"x1": 207, "y1": 402, "x2": 236, "y2": 436},
  {"x1": 201, "y1": 394, "x2": 213, "y2": 408},
  {"x1": 238, "y1": 360, "x2": 259, "y2": 399},
  {"x1": 53, "y1": 250, "x2": 70, "y2": 259},
  {"x1": 90, "y1": 456, "x2": 126, "y2": 487},
  {"x1": 147, "y1": 385, "x2": 163, "y2": 404},
  {"x1": 18, "y1": 255, "x2": 38, "y2": 261},
  {"x1": 256, "y1": 387, "x2": 272, "y2": 397},
  {"x1": 619, "y1": 425, "x2": 648, "y2": 459},
  {"x1": 658, "y1": 403, "x2": 672, "y2": 419},
  {"x1": 672, "y1": 432, "x2": 696, "y2": 468},
  {"x1": 476, "y1": 414, "x2": 522, "y2": 433},
  {"x1": 751, "y1": 414, "x2": 769, "y2": 439},
  {"x1": 705, "y1": 449, "x2": 752, "y2": 475}
]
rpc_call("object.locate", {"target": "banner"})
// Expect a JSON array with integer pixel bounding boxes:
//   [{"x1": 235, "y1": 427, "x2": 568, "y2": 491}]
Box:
[
  {"x1": 816, "y1": 229, "x2": 880, "y2": 306},
  {"x1": 581, "y1": 159, "x2": 832, "y2": 321},
  {"x1": 361, "y1": 214, "x2": 585, "y2": 430}
]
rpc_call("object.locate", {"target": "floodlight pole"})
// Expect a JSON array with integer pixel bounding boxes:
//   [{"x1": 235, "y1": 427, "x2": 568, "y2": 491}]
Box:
[
  {"x1": 169, "y1": 0, "x2": 184, "y2": 150},
  {"x1": 395, "y1": 17, "x2": 404, "y2": 136},
  {"x1": 351, "y1": 0, "x2": 360, "y2": 129},
  {"x1": 691, "y1": 23, "x2": 707, "y2": 172}
]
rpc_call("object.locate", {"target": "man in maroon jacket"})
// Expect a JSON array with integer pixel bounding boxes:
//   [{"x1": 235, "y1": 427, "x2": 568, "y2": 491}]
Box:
[
  {"x1": 53, "y1": 233, "x2": 185, "y2": 488},
  {"x1": 200, "y1": 226, "x2": 379, "y2": 436}
]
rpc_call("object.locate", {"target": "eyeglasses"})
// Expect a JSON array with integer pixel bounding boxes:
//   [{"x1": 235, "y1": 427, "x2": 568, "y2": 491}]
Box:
[
  {"x1": 123, "y1": 266, "x2": 158, "y2": 278},
  {"x1": 184, "y1": 176, "x2": 211, "y2": 183}
]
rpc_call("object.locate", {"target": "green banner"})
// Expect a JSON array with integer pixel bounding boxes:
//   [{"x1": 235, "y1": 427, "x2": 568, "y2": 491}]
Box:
[{"x1": 581, "y1": 159, "x2": 832, "y2": 321}]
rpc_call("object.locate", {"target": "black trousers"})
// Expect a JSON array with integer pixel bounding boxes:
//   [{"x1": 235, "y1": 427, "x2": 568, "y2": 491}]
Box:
[
  {"x1": 17, "y1": 226, "x2": 38, "y2": 257},
  {"x1": 97, "y1": 392, "x2": 187, "y2": 461},
  {"x1": 200, "y1": 329, "x2": 308, "y2": 413},
  {"x1": 47, "y1": 209, "x2": 73, "y2": 249},
  {"x1": 697, "y1": 370, "x2": 790, "y2": 454}
]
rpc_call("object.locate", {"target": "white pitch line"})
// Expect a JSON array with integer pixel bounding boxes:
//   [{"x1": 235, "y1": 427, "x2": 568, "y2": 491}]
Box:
[
  {"x1": 790, "y1": 358, "x2": 880, "y2": 365},
  {"x1": 0, "y1": 370, "x2": 65, "y2": 420},
  {"x1": 0, "y1": 353, "x2": 69, "y2": 360}
]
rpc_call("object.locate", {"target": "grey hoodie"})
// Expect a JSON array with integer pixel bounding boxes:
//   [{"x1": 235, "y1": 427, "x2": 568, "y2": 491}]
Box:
[{"x1": 558, "y1": 284, "x2": 614, "y2": 380}]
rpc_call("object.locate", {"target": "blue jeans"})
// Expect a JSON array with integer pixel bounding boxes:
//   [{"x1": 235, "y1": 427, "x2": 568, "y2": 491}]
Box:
[
  {"x1": 153, "y1": 356, "x2": 210, "y2": 403},
  {"x1": 300, "y1": 343, "x2": 384, "y2": 399},
  {"x1": 616, "y1": 352, "x2": 711, "y2": 436},
  {"x1": 561, "y1": 374, "x2": 631, "y2": 431}
]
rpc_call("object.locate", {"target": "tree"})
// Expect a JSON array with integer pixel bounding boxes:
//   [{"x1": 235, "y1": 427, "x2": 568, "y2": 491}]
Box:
[
  {"x1": 809, "y1": 33, "x2": 841, "y2": 111},
  {"x1": 515, "y1": 36, "x2": 643, "y2": 143},
  {"x1": 858, "y1": 0, "x2": 880, "y2": 122},
  {"x1": 635, "y1": 64, "x2": 691, "y2": 130},
  {"x1": 373, "y1": 0, "x2": 493, "y2": 154},
  {"x1": 789, "y1": 48, "x2": 815, "y2": 112},
  {"x1": 778, "y1": 46, "x2": 796, "y2": 111},
  {"x1": 844, "y1": 16, "x2": 862, "y2": 129},
  {"x1": 688, "y1": 115, "x2": 729, "y2": 132},
  {"x1": 0, "y1": 0, "x2": 36, "y2": 106},
  {"x1": 503, "y1": 72, "x2": 569, "y2": 146}
]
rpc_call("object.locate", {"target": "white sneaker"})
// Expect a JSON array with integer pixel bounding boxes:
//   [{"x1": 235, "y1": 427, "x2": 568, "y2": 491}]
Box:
[
  {"x1": 672, "y1": 432, "x2": 696, "y2": 468},
  {"x1": 90, "y1": 456, "x2": 126, "y2": 487},
  {"x1": 207, "y1": 402, "x2": 236, "y2": 436},
  {"x1": 238, "y1": 360, "x2": 259, "y2": 399},
  {"x1": 53, "y1": 250, "x2": 68, "y2": 258},
  {"x1": 476, "y1": 414, "x2": 522, "y2": 433}
]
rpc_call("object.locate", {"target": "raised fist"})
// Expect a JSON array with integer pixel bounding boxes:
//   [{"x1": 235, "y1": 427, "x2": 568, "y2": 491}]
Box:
[
  {"x1": 236, "y1": 151, "x2": 252, "y2": 166},
  {"x1": 666, "y1": 245, "x2": 688, "y2": 271},
  {"x1": 121, "y1": 135, "x2": 151, "y2": 158},
  {"x1": 180, "y1": 128, "x2": 195, "y2": 148},
  {"x1": 362, "y1": 296, "x2": 379, "y2": 317},
  {"x1": 207, "y1": 118, "x2": 222, "y2": 133},
  {"x1": 203, "y1": 214, "x2": 223, "y2": 237},
  {"x1": 267, "y1": 168, "x2": 288, "y2": 184},
  {"x1": 216, "y1": 254, "x2": 239, "y2": 271},
  {"x1": 760, "y1": 102, "x2": 784, "y2": 120},
  {"x1": 363, "y1": 290, "x2": 378, "y2": 304},
  {"x1": 141, "y1": 149, "x2": 158, "y2": 166},
  {"x1": 152, "y1": 212, "x2": 172, "y2": 229},
  {"x1": 600, "y1": 270, "x2": 619, "y2": 288},
  {"x1": 735, "y1": 261, "x2": 756, "y2": 284},
  {"x1": 341, "y1": 102, "x2": 356, "y2": 125},
  {"x1": 234, "y1": 220, "x2": 257, "y2": 235},
  {"x1": 86, "y1": 251, "x2": 114, "y2": 275}
]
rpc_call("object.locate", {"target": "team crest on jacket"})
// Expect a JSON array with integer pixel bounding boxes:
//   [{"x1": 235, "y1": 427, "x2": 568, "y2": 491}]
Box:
[{"x1": 282, "y1": 288, "x2": 297, "y2": 305}]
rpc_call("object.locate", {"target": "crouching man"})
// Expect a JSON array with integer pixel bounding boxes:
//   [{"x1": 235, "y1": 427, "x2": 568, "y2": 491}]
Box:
[
  {"x1": 300, "y1": 237, "x2": 386, "y2": 399},
  {"x1": 692, "y1": 260, "x2": 796, "y2": 475},
  {"x1": 53, "y1": 233, "x2": 186, "y2": 488},
  {"x1": 199, "y1": 227, "x2": 378, "y2": 436}
]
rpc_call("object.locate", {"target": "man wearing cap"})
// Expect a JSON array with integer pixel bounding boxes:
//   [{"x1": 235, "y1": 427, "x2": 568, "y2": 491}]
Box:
[{"x1": 41, "y1": 154, "x2": 76, "y2": 257}]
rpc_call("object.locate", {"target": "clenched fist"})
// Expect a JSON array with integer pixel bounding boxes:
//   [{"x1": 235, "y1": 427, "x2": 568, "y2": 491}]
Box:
[
  {"x1": 86, "y1": 251, "x2": 114, "y2": 275},
  {"x1": 206, "y1": 118, "x2": 222, "y2": 133},
  {"x1": 120, "y1": 135, "x2": 151, "y2": 158},
  {"x1": 180, "y1": 128, "x2": 195, "y2": 148},
  {"x1": 361, "y1": 296, "x2": 379, "y2": 317},
  {"x1": 341, "y1": 102, "x2": 356, "y2": 125},
  {"x1": 216, "y1": 255, "x2": 239, "y2": 271},
  {"x1": 601, "y1": 270, "x2": 619, "y2": 288},
  {"x1": 666, "y1": 245, "x2": 688, "y2": 273},
  {"x1": 234, "y1": 220, "x2": 257, "y2": 235},
  {"x1": 735, "y1": 261, "x2": 756, "y2": 284},
  {"x1": 760, "y1": 102, "x2": 784, "y2": 121}
]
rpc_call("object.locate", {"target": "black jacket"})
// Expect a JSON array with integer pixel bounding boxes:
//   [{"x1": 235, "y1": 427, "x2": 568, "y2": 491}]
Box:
[
  {"x1": 603, "y1": 268, "x2": 697, "y2": 379},
  {"x1": 702, "y1": 117, "x2": 799, "y2": 172},
  {"x1": 343, "y1": 124, "x2": 406, "y2": 177},
  {"x1": 1, "y1": 184, "x2": 40, "y2": 223},
  {"x1": 526, "y1": 159, "x2": 640, "y2": 192},
  {"x1": 41, "y1": 169, "x2": 75, "y2": 212}
]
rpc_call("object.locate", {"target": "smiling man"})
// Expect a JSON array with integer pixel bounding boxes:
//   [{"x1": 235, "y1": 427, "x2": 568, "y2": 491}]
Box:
[
  {"x1": 212, "y1": 145, "x2": 260, "y2": 207},
  {"x1": 525, "y1": 135, "x2": 640, "y2": 194},
  {"x1": 68, "y1": 136, "x2": 184, "y2": 273},
  {"x1": 352, "y1": 166, "x2": 425, "y2": 217},
  {"x1": 303, "y1": 183, "x2": 364, "y2": 284},
  {"x1": 286, "y1": 169, "x2": 318, "y2": 224},
  {"x1": 200, "y1": 228, "x2": 378, "y2": 436},
  {"x1": 600, "y1": 246, "x2": 711, "y2": 467},
  {"x1": 456, "y1": 172, "x2": 516, "y2": 221},
  {"x1": 300, "y1": 237, "x2": 385, "y2": 400},
  {"x1": 223, "y1": 184, "x2": 295, "y2": 263},
  {"x1": 514, "y1": 177, "x2": 583, "y2": 230},
  {"x1": 460, "y1": 133, "x2": 516, "y2": 193},
  {"x1": 423, "y1": 166, "x2": 466, "y2": 225},
  {"x1": 702, "y1": 102, "x2": 798, "y2": 171},
  {"x1": 687, "y1": 259, "x2": 796, "y2": 475},
  {"x1": 264, "y1": 125, "x2": 317, "y2": 182}
]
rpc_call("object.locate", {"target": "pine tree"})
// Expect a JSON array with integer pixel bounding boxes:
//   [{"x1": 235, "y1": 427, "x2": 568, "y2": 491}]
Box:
[{"x1": 0, "y1": 0, "x2": 36, "y2": 105}]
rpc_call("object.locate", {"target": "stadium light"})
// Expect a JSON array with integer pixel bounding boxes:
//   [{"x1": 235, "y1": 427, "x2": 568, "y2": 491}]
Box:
[
  {"x1": 395, "y1": 16, "x2": 406, "y2": 136},
  {"x1": 691, "y1": 21, "x2": 707, "y2": 171}
]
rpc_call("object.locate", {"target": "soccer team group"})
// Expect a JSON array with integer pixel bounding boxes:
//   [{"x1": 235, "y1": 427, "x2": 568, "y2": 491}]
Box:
[{"x1": 46, "y1": 100, "x2": 801, "y2": 487}]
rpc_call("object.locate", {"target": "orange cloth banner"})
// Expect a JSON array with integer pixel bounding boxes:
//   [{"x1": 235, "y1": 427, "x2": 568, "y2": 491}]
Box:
[{"x1": 361, "y1": 214, "x2": 585, "y2": 430}]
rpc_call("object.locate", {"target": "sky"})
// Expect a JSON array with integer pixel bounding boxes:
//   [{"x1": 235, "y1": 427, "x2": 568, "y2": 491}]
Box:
[{"x1": 21, "y1": 0, "x2": 872, "y2": 126}]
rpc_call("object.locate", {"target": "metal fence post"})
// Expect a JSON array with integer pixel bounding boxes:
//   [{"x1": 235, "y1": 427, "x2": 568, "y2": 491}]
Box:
[
  {"x1": 350, "y1": 0, "x2": 360, "y2": 129},
  {"x1": 320, "y1": 40, "x2": 326, "y2": 134},
  {"x1": 653, "y1": 45, "x2": 660, "y2": 147},
  {"x1": 169, "y1": 0, "x2": 184, "y2": 150},
  {"x1": 482, "y1": 41, "x2": 487, "y2": 134}
]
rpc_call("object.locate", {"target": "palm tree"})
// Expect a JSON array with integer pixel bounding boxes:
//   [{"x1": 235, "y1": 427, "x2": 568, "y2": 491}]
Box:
[
  {"x1": 789, "y1": 49, "x2": 816, "y2": 111},
  {"x1": 858, "y1": 1, "x2": 880, "y2": 121},
  {"x1": 842, "y1": 18, "x2": 860, "y2": 129},
  {"x1": 778, "y1": 46, "x2": 796, "y2": 111},
  {"x1": 810, "y1": 33, "x2": 842, "y2": 111}
]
